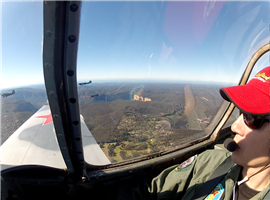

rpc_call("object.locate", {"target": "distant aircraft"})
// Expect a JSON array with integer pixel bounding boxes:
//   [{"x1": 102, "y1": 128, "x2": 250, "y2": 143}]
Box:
[
  {"x1": 1, "y1": 90, "x2": 15, "y2": 98},
  {"x1": 79, "y1": 80, "x2": 92, "y2": 86},
  {"x1": 90, "y1": 94, "x2": 99, "y2": 97},
  {"x1": 197, "y1": 117, "x2": 210, "y2": 123},
  {"x1": 161, "y1": 110, "x2": 176, "y2": 117}
]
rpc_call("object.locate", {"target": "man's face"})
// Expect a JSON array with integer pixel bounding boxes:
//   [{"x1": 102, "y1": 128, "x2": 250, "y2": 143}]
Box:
[{"x1": 231, "y1": 114, "x2": 269, "y2": 168}]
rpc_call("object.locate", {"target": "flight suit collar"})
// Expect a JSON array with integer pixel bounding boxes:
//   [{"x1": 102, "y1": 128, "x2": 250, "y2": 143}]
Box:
[
  {"x1": 223, "y1": 164, "x2": 241, "y2": 200},
  {"x1": 250, "y1": 184, "x2": 270, "y2": 200},
  {"x1": 223, "y1": 165, "x2": 270, "y2": 200}
]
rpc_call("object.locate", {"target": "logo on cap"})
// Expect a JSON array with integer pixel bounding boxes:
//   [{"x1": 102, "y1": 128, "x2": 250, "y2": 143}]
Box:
[{"x1": 254, "y1": 72, "x2": 270, "y2": 82}]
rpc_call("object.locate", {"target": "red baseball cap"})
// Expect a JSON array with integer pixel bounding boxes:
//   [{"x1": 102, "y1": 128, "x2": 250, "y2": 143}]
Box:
[{"x1": 220, "y1": 66, "x2": 270, "y2": 115}]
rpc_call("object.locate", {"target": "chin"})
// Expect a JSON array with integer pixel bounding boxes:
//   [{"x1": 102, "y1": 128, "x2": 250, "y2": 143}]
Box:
[{"x1": 231, "y1": 151, "x2": 243, "y2": 166}]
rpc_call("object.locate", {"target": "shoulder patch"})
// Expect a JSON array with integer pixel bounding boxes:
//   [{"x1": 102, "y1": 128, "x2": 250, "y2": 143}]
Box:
[{"x1": 175, "y1": 156, "x2": 195, "y2": 172}]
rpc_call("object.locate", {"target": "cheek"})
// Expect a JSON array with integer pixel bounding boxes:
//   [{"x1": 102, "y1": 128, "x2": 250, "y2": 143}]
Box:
[
  {"x1": 235, "y1": 134, "x2": 260, "y2": 156},
  {"x1": 246, "y1": 134, "x2": 269, "y2": 159},
  {"x1": 232, "y1": 124, "x2": 270, "y2": 166}
]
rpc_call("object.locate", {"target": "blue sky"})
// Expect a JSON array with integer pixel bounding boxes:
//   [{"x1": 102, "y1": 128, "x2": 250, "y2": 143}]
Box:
[
  {"x1": 1, "y1": 1, "x2": 43, "y2": 89},
  {"x1": 1, "y1": 1, "x2": 269, "y2": 89}
]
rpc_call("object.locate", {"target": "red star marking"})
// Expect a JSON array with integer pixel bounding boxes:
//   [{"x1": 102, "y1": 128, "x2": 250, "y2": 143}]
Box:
[
  {"x1": 35, "y1": 114, "x2": 53, "y2": 125},
  {"x1": 211, "y1": 188, "x2": 219, "y2": 196}
]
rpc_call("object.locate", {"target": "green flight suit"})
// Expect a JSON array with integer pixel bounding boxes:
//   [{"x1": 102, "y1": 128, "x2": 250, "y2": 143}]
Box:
[{"x1": 117, "y1": 149, "x2": 270, "y2": 200}]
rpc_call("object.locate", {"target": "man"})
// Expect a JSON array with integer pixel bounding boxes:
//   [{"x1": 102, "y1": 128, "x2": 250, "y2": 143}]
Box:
[
  {"x1": 219, "y1": 66, "x2": 270, "y2": 200},
  {"x1": 117, "y1": 66, "x2": 270, "y2": 200}
]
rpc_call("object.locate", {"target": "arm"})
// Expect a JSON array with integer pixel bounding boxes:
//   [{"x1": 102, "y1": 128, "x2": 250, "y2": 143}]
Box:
[{"x1": 116, "y1": 149, "x2": 231, "y2": 200}]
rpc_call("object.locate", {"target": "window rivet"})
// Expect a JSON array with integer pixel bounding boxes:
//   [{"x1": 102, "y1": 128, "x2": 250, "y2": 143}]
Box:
[
  {"x1": 46, "y1": 30, "x2": 53, "y2": 37},
  {"x1": 45, "y1": 1, "x2": 51, "y2": 5},
  {"x1": 70, "y1": 4, "x2": 78, "y2": 12},
  {"x1": 68, "y1": 35, "x2": 76, "y2": 43},
  {"x1": 44, "y1": 63, "x2": 51, "y2": 68},
  {"x1": 48, "y1": 91, "x2": 54, "y2": 95}
]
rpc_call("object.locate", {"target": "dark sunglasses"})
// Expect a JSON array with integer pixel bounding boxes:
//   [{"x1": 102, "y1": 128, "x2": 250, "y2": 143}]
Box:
[{"x1": 240, "y1": 111, "x2": 270, "y2": 129}]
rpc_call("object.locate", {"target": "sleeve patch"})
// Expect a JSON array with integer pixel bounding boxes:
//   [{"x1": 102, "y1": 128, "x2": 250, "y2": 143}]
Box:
[{"x1": 174, "y1": 156, "x2": 195, "y2": 172}]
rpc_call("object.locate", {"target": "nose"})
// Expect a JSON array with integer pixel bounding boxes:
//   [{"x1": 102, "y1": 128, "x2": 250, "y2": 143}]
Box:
[{"x1": 231, "y1": 114, "x2": 245, "y2": 137}]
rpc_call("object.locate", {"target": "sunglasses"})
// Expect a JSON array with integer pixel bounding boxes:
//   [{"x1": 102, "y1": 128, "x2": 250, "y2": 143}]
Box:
[{"x1": 240, "y1": 111, "x2": 270, "y2": 129}]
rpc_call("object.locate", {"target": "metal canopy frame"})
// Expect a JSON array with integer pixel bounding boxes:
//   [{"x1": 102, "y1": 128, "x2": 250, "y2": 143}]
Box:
[{"x1": 43, "y1": 1, "x2": 86, "y2": 182}]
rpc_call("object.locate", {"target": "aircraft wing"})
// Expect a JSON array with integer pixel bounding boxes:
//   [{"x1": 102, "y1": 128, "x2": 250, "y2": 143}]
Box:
[
  {"x1": 1, "y1": 104, "x2": 111, "y2": 170},
  {"x1": 80, "y1": 115, "x2": 111, "y2": 165}
]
